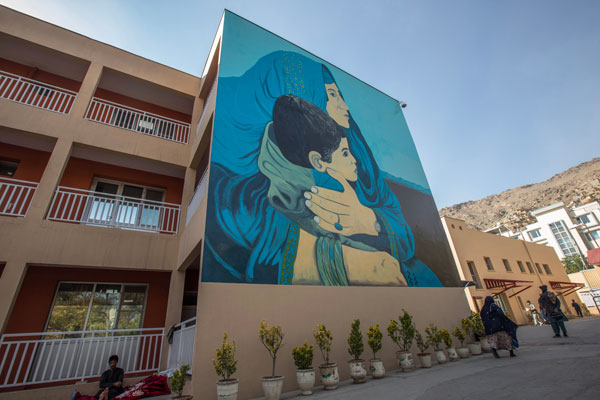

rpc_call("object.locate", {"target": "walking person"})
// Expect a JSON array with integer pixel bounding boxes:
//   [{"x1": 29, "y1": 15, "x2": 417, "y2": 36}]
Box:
[
  {"x1": 538, "y1": 285, "x2": 568, "y2": 338},
  {"x1": 571, "y1": 300, "x2": 584, "y2": 318},
  {"x1": 526, "y1": 300, "x2": 543, "y2": 326},
  {"x1": 480, "y1": 296, "x2": 518, "y2": 358}
]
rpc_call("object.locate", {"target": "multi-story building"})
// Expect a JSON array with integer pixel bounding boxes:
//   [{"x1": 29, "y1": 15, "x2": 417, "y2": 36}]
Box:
[
  {"x1": 442, "y1": 216, "x2": 585, "y2": 324},
  {"x1": 486, "y1": 201, "x2": 600, "y2": 262},
  {"x1": 1, "y1": 7, "x2": 471, "y2": 400}
]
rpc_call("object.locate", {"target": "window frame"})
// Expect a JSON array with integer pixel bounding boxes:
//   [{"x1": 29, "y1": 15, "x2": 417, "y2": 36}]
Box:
[
  {"x1": 517, "y1": 261, "x2": 526, "y2": 273},
  {"x1": 543, "y1": 264, "x2": 552, "y2": 275},
  {"x1": 535, "y1": 263, "x2": 543, "y2": 274},
  {"x1": 502, "y1": 259, "x2": 512, "y2": 272},
  {"x1": 483, "y1": 257, "x2": 494, "y2": 271},
  {"x1": 44, "y1": 281, "x2": 148, "y2": 334},
  {"x1": 525, "y1": 262, "x2": 535, "y2": 274},
  {"x1": 466, "y1": 261, "x2": 483, "y2": 289}
]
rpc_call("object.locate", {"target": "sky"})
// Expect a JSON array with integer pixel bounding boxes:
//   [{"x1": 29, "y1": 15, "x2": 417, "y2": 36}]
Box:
[{"x1": 2, "y1": 0, "x2": 599, "y2": 209}]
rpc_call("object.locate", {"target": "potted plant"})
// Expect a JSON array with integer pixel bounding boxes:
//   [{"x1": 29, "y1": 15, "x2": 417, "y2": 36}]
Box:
[
  {"x1": 452, "y1": 326, "x2": 470, "y2": 358},
  {"x1": 314, "y1": 324, "x2": 339, "y2": 390},
  {"x1": 387, "y1": 310, "x2": 416, "y2": 371},
  {"x1": 347, "y1": 319, "x2": 367, "y2": 383},
  {"x1": 366, "y1": 324, "x2": 385, "y2": 378},
  {"x1": 292, "y1": 341, "x2": 315, "y2": 395},
  {"x1": 425, "y1": 324, "x2": 446, "y2": 364},
  {"x1": 213, "y1": 333, "x2": 239, "y2": 399},
  {"x1": 440, "y1": 328, "x2": 458, "y2": 361},
  {"x1": 414, "y1": 330, "x2": 432, "y2": 368},
  {"x1": 169, "y1": 365, "x2": 191, "y2": 399},
  {"x1": 469, "y1": 312, "x2": 490, "y2": 352},
  {"x1": 258, "y1": 321, "x2": 285, "y2": 400},
  {"x1": 462, "y1": 317, "x2": 482, "y2": 355}
]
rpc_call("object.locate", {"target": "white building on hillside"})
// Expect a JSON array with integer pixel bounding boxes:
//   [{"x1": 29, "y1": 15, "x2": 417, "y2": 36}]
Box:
[{"x1": 486, "y1": 201, "x2": 600, "y2": 261}]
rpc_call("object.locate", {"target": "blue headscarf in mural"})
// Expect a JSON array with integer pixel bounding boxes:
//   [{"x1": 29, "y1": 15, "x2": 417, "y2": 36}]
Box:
[{"x1": 203, "y1": 50, "x2": 442, "y2": 287}]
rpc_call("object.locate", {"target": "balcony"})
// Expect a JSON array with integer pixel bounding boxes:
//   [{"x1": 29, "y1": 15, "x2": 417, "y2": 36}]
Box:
[
  {"x1": 165, "y1": 317, "x2": 196, "y2": 373},
  {"x1": 85, "y1": 97, "x2": 191, "y2": 144},
  {"x1": 0, "y1": 328, "x2": 164, "y2": 388},
  {"x1": 0, "y1": 70, "x2": 77, "y2": 114},
  {"x1": 0, "y1": 177, "x2": 38, "y2": 217},
  {"x1": 48, "y1": 186, "x2": 181, "y2": 234}
]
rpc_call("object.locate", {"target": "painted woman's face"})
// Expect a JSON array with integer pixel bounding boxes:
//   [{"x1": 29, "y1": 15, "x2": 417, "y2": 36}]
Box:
[
  {"x1": 325, "y1": 83, "x2": 350, "y2": 128},
  {"x1": 321, "y1": 138, "x2": 357, "y2": 182}
]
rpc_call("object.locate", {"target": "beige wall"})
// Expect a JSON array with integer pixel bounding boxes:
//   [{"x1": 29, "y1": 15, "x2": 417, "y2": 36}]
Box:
[
  {"x1": 192, "y1": 283, "x2": 470, "y2": 400},
  {"x1": 442, "y1": 217, "x2": 581, "y2": 325}
]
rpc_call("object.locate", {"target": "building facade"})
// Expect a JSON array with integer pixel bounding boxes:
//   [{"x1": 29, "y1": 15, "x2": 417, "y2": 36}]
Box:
[
  {"x1": 486, "y1": 201, "x2": 600, "y2": 262},
  {"x1": 442, "y1": 217, "x2": 584, "y2": 325},
  {"x1": 0, "y1": 7, "x2": 471, "y2": 400}
]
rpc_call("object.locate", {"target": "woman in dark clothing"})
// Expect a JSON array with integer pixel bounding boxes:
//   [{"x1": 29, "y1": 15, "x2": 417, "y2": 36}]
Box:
[
  {"x1": 95, "y1": 355, "x2": 124, "y2": 400},
  {"x1": 480, "y1": 296, "x2": 519, "y2": 358}
]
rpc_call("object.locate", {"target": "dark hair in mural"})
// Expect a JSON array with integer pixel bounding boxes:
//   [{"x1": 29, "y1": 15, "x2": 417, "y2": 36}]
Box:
[{"x1": 273, "y1": 95, "x2": 345, "y2": 168}]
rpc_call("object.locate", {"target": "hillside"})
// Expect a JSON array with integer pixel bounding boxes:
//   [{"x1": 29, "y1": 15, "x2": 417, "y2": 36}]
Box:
[{"x1": 439, "y1": 158, "x2": 600, "y2": 231}]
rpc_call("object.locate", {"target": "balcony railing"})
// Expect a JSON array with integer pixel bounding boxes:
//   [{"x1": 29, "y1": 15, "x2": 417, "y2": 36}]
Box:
[
  {"x1": 0, "y1": 328, "x2": 164, "y2": 388},
  {"x1": 86, "y1": 97, "x2": 190, "y2": 144},
  {"x1": 0, "y1": 177, "x2": 38, "y2": 217},
  {"x1": 48, "y1": 186, "x2": 181, "y2": 234},
  {"x1": 166, "y1": 317, "x2": 195, "y2": 373},
  {"x1": 0, "y1": 70, "x2": 77, "y2": 114}
]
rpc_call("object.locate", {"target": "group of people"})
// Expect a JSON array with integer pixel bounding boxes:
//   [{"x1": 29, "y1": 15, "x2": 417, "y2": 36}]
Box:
[{"x1": 479, "y1": 285, "x2": 584, "y2": 358}]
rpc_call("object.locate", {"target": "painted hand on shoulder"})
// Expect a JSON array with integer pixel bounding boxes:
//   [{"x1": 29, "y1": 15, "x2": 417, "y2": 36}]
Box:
[{"x1": 304, "y1": 168, "x2": 378, "y2": 236}]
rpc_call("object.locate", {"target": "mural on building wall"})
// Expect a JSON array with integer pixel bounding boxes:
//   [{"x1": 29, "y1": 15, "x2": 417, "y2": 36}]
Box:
[{"x1": 201, "y1": 12, "x2": 461, "y2": 287}]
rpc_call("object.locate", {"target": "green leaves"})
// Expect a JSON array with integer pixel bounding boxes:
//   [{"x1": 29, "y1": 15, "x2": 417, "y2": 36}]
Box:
[
  {"x1": 347, "y1": 319, "x2": 364, "y2": 360},
  {"x1": 367, "y1": 324, "x2": 383, "y2": 359},
  {"x1": 387, "y1": 310, "x2": 415, "y2": 352},
  {"x1": 314, "y1": 324, "x2": 333, "y2": 364},
  {"x1": 292, "y1": 341, "x2": 314, "y2": 369},
  {"x1": 213, "y1": 333, "x2": 237, "y2": 380}
]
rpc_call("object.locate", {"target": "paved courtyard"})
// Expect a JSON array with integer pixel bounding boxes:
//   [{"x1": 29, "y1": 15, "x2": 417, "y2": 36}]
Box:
[{"x1": 272, "y1": 316, "x2": 600, "y2": 400}]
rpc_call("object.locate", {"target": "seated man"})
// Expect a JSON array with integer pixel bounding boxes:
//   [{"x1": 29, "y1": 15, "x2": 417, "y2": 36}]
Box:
[{"x1": 96, "y1": 355, "x2": 124, "y2": 400}]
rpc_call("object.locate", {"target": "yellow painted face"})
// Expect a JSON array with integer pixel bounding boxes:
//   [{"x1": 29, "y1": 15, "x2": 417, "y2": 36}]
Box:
[
  {"x1": 321, "y1": 138, "x2": 357, "y2": 182},
  {"x1": 325, "y1": 83, "x2": 350, "y2": 128}
]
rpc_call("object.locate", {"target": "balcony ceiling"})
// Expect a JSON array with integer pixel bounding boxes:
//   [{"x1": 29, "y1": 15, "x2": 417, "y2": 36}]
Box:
[{"x1": 0, "y1": 126, "x2": 56, "y2": 152}]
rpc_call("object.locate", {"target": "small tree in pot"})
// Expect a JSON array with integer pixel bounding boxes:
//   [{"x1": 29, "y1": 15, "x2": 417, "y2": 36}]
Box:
[
  {"x1": 452, "y1": 326, "x2": 470, "y2": 358},
  {"x1": 461, "y1": 316, "x2": 482, "y2": 355},
  {"x1": 213, "y1": 333, "x2": 239, "y2": 399},
  {"x1": 347, "y1": 319, "x2": 367, "y2": 383},
  {"x1": 258, "y1": 321, "x2": 285, "y2": 400},
  {"x1": 387, "y1": 310, "x2": 416, "y2": 371},
  {"x1": 314, "y1": 324, "x2": 339, "y2": 390},
  {"x1": 292, "y1": 341, "x2": 315, "y2": 395},
  {"x1": 440, "y1": 328, "x2": 457, "y2": 361},
  {"x1": 366, "y1": 324, "x2": 385, "y2": 378},
  {"x1": 469, "y1": 311, "x2": 490, "y2": 352},
  {"x1": 169, "y1": 365, "x2": 190, "y2": 399},
  {"x1": 415, "y1": 330, "x2": 432, "y2": 368},
  {"x1": 425, "y1": 324, "x2": 446, "y2": 364}
]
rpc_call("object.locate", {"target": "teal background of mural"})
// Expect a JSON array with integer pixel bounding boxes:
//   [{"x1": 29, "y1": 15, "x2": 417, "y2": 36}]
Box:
[{"x1": 219, "y1": 11, "x2": 430, "y2": 193}]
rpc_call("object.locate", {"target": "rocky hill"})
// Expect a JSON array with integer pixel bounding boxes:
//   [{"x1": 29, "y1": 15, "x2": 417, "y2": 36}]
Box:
[{"x1": 439, "y1": 158, "x2": 600, "y2": 231}]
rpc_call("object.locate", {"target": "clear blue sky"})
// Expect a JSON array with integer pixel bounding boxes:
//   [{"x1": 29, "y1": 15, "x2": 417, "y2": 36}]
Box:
[{"x1": 3, "y1": 0, "x2": 599, "y2": 208}]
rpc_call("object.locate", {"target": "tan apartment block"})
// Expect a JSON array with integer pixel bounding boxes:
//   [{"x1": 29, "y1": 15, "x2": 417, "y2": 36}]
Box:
[{"x1": 441, "y1": 216, "x2": 584, "y2": 325}]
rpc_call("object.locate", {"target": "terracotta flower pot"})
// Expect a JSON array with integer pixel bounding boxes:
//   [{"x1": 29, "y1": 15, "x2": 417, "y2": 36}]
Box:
[
  {"x1": 319, "y1": 363, "x2": 339, "y2": 390},
  {"x1": 369, "y1": 359, "x2": 385, "y2": 379},
  {"x1": 296, "y1": 368, "x2": 315, "y2": 395},
  {"x1": 348, "y1": 359, "x2": 367, "y2": 383},
  {"x1": 216, "y1": 378, "x2": 239, "y2": 400}
]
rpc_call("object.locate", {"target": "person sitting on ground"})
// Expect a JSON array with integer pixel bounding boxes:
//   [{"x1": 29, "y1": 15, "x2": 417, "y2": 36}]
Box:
[
  {"x1": 571, "y1": 299, "x2": 583, "y2": 318},
  {"x1": 95, "y1": 355, "x2": 124, "y2": 400},
  {"x1": 538, "y1": 285, "x2": 568, "y2": 338},
  {"x1": 480, "y1": 296, "x2": 518, "y2": 358}
]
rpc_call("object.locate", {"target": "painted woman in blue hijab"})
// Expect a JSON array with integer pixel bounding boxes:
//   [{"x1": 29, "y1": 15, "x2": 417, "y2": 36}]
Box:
[{"x1": 202, "y1": 50, "x2": 442, "y2": 287}]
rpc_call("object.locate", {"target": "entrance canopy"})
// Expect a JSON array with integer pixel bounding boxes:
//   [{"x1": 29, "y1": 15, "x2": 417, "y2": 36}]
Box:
[
  {"x1": 549, "y1": 281, "x2": 585, "y2": 296},
  {"x1": 484, "y1": 278, "x2": 534, "y2": 298}
]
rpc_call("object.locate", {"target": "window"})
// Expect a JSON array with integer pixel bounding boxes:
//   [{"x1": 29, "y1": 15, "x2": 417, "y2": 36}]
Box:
[
  {"x1": 526, "y1": 262, "x2": 534, "y2": 274},
  {"x1": 483, "y1": 257, "x2": 494, "y2": 271},
  {"x1": 586, "y1": 231, "x2": 600, "y2": 241},
  {"x1": 467, "y1": 261, "x2": 482, "y2": 289},
  {"x1": 517, "y1": 261, "x2": 526, "y2": 273},
  {"x1": 46, "y1": 282, "x2": 147, "y2": 334},
  {"x1": 502, "y1": 259, "x2": 512, "y2": 272},
  {"x1": 549, "y1": 221, "x2": 579, "y2": 257},
  {"x1": 529, "y1": 229, "x2": 541, "y2": 240},
  {"x1": 535, "y1": 263, "x2": 543, "y2": 274},
  {"x1": 577, "y1": 215, "x2": 591, "y2": 225},
  {"x1": 543, "y1": 264, "x2": 552, "y2": 274},
  {"x1": 0, "y1": 159, "x2": 19, "y2": 177},
  {"x1": 87, "y1": 179, "x2": 165, "y2": 230}
]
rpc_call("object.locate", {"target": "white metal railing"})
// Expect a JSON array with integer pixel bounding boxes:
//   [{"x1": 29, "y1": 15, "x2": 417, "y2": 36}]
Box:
[
  {"x1": 186, "y1": 170, "x2": 208, "y2": 226},
  {"x1": 86, "y1": 97, "x2": 190, "y2": 144},
  {"x1": 0, "y1": 328, "x2": 164, "y2": 388},
  {"x1": 0, "y1": 70, "x2": 77, "y2": 114},
  {"x1": 166, "y1": 317, "x2": 195, "y2": 373},
  {"x1": 47, "y1": 186, "x2": 181, "y2": 234},
  {"x1": 196, "y1": 77, "x2": 218, "y2": 137},
  {"x1": 0, "y1": 177, "x2": 38, "y2": 217}
]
